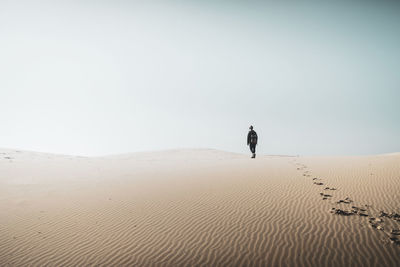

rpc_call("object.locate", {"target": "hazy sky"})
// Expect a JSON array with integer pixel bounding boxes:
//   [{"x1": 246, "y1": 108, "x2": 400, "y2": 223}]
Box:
[{"x1": 1, "y1": 0, "x2": 399, "y2": 156}]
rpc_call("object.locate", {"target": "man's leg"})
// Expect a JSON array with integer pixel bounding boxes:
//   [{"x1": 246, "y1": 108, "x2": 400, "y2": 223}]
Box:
[{"x1": 250, "y1": 144, "x2": 256, "y2": 158}]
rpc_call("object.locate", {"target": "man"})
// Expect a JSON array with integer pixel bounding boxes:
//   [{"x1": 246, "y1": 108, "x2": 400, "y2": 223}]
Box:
[{"x1": 247, "y1": 125, "x2": 258, "y2": 158}]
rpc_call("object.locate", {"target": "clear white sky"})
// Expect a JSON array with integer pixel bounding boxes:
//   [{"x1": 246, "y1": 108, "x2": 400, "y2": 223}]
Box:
[{"x1": 1, "y1": 0, "x2": 399, "y2": 156}]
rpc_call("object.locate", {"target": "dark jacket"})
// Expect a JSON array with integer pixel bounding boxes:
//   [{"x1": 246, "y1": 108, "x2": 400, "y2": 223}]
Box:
[{"x1": 247, "y1": 130, "x2": 258, "y2": 145}]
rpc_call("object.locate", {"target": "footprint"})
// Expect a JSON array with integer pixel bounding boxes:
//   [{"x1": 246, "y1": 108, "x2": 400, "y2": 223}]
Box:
[
  {"x1": 351, "y1": 206, "x2": 366, "y2": 212},
  {"x1": 324, "y1": 187, "x2": 337, "y2": 191},
  {"x1": 330, "y1": 208, "x2": 354, "y2": 216},
  {"x1": 337, "y1": 197, "x2": 352, "y2": 204},
  {"x1": 389, "y1": 236, "x2": 400, "y2": 245},
  {"x1": 391, "y1": 229, "x2": 400, "y2": 235},
  {"x1": 320, "y1": 193, "x2": 332, "y2": 200},
  {"x1": 379, "y1": 211, "x2": 400, "y2": 222}
]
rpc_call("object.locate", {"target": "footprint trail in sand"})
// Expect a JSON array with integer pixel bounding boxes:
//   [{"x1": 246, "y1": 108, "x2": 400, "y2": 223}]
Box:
[{"x1": 292, "y1": 159, "x2": 400, "y2": 247}]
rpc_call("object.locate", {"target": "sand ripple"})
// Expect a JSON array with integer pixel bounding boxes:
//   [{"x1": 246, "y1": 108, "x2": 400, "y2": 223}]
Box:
[{"x1": 0, "y1": 150, "x2": 399, "y2": 266}]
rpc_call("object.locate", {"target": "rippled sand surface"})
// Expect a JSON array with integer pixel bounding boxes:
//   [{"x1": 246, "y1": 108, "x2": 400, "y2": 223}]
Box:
[{"x1": 0, "y1": 149, "x2": 399, "y2": 266}]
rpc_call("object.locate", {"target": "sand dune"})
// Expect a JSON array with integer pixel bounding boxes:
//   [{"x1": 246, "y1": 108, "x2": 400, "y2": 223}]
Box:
[{"x1": 0, "y1": 148, "x2": 399, "y2": 266}]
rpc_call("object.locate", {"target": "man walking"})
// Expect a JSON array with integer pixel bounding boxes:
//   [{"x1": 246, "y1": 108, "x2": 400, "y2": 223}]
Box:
[{"x1": 247, "y1": 125, "x2": 258, "y2": 158}]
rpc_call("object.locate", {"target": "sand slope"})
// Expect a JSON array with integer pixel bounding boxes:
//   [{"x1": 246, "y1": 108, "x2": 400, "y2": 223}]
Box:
[{"x1": 0, "y1": 149, "x2": 399, "y2": 266}]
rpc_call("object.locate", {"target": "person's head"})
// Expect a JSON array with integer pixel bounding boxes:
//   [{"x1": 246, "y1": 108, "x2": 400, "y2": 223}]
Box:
[{"x1": 249, "y1": 125, "x2": 253, "y2": 130}]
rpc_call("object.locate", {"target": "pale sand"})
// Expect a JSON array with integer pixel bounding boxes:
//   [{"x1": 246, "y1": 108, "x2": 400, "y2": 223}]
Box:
[{"x1": 0, "y1": 148, "x2": 399, "y2": 266}]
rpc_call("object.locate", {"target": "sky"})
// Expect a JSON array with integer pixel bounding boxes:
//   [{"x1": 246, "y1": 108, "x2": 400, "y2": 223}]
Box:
[{"x1": 0, "y1": 0, "x2": 399, "y2": 156}]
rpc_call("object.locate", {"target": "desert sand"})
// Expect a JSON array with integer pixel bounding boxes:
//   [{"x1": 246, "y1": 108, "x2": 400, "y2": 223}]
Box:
[{"x1": 0, "y1": 148, "x2": 399, "y2": 266}]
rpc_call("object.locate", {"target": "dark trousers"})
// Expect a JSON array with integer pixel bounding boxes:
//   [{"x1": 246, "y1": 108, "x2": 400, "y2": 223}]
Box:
[{"x1": 249, "y1": 143, "x2": 256, "y2": 154}]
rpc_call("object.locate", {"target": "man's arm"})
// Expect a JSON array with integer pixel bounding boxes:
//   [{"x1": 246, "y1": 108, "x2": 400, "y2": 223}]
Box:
[{"x1": 247, "y1": 132, "x2": 250, "y2": 145}]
